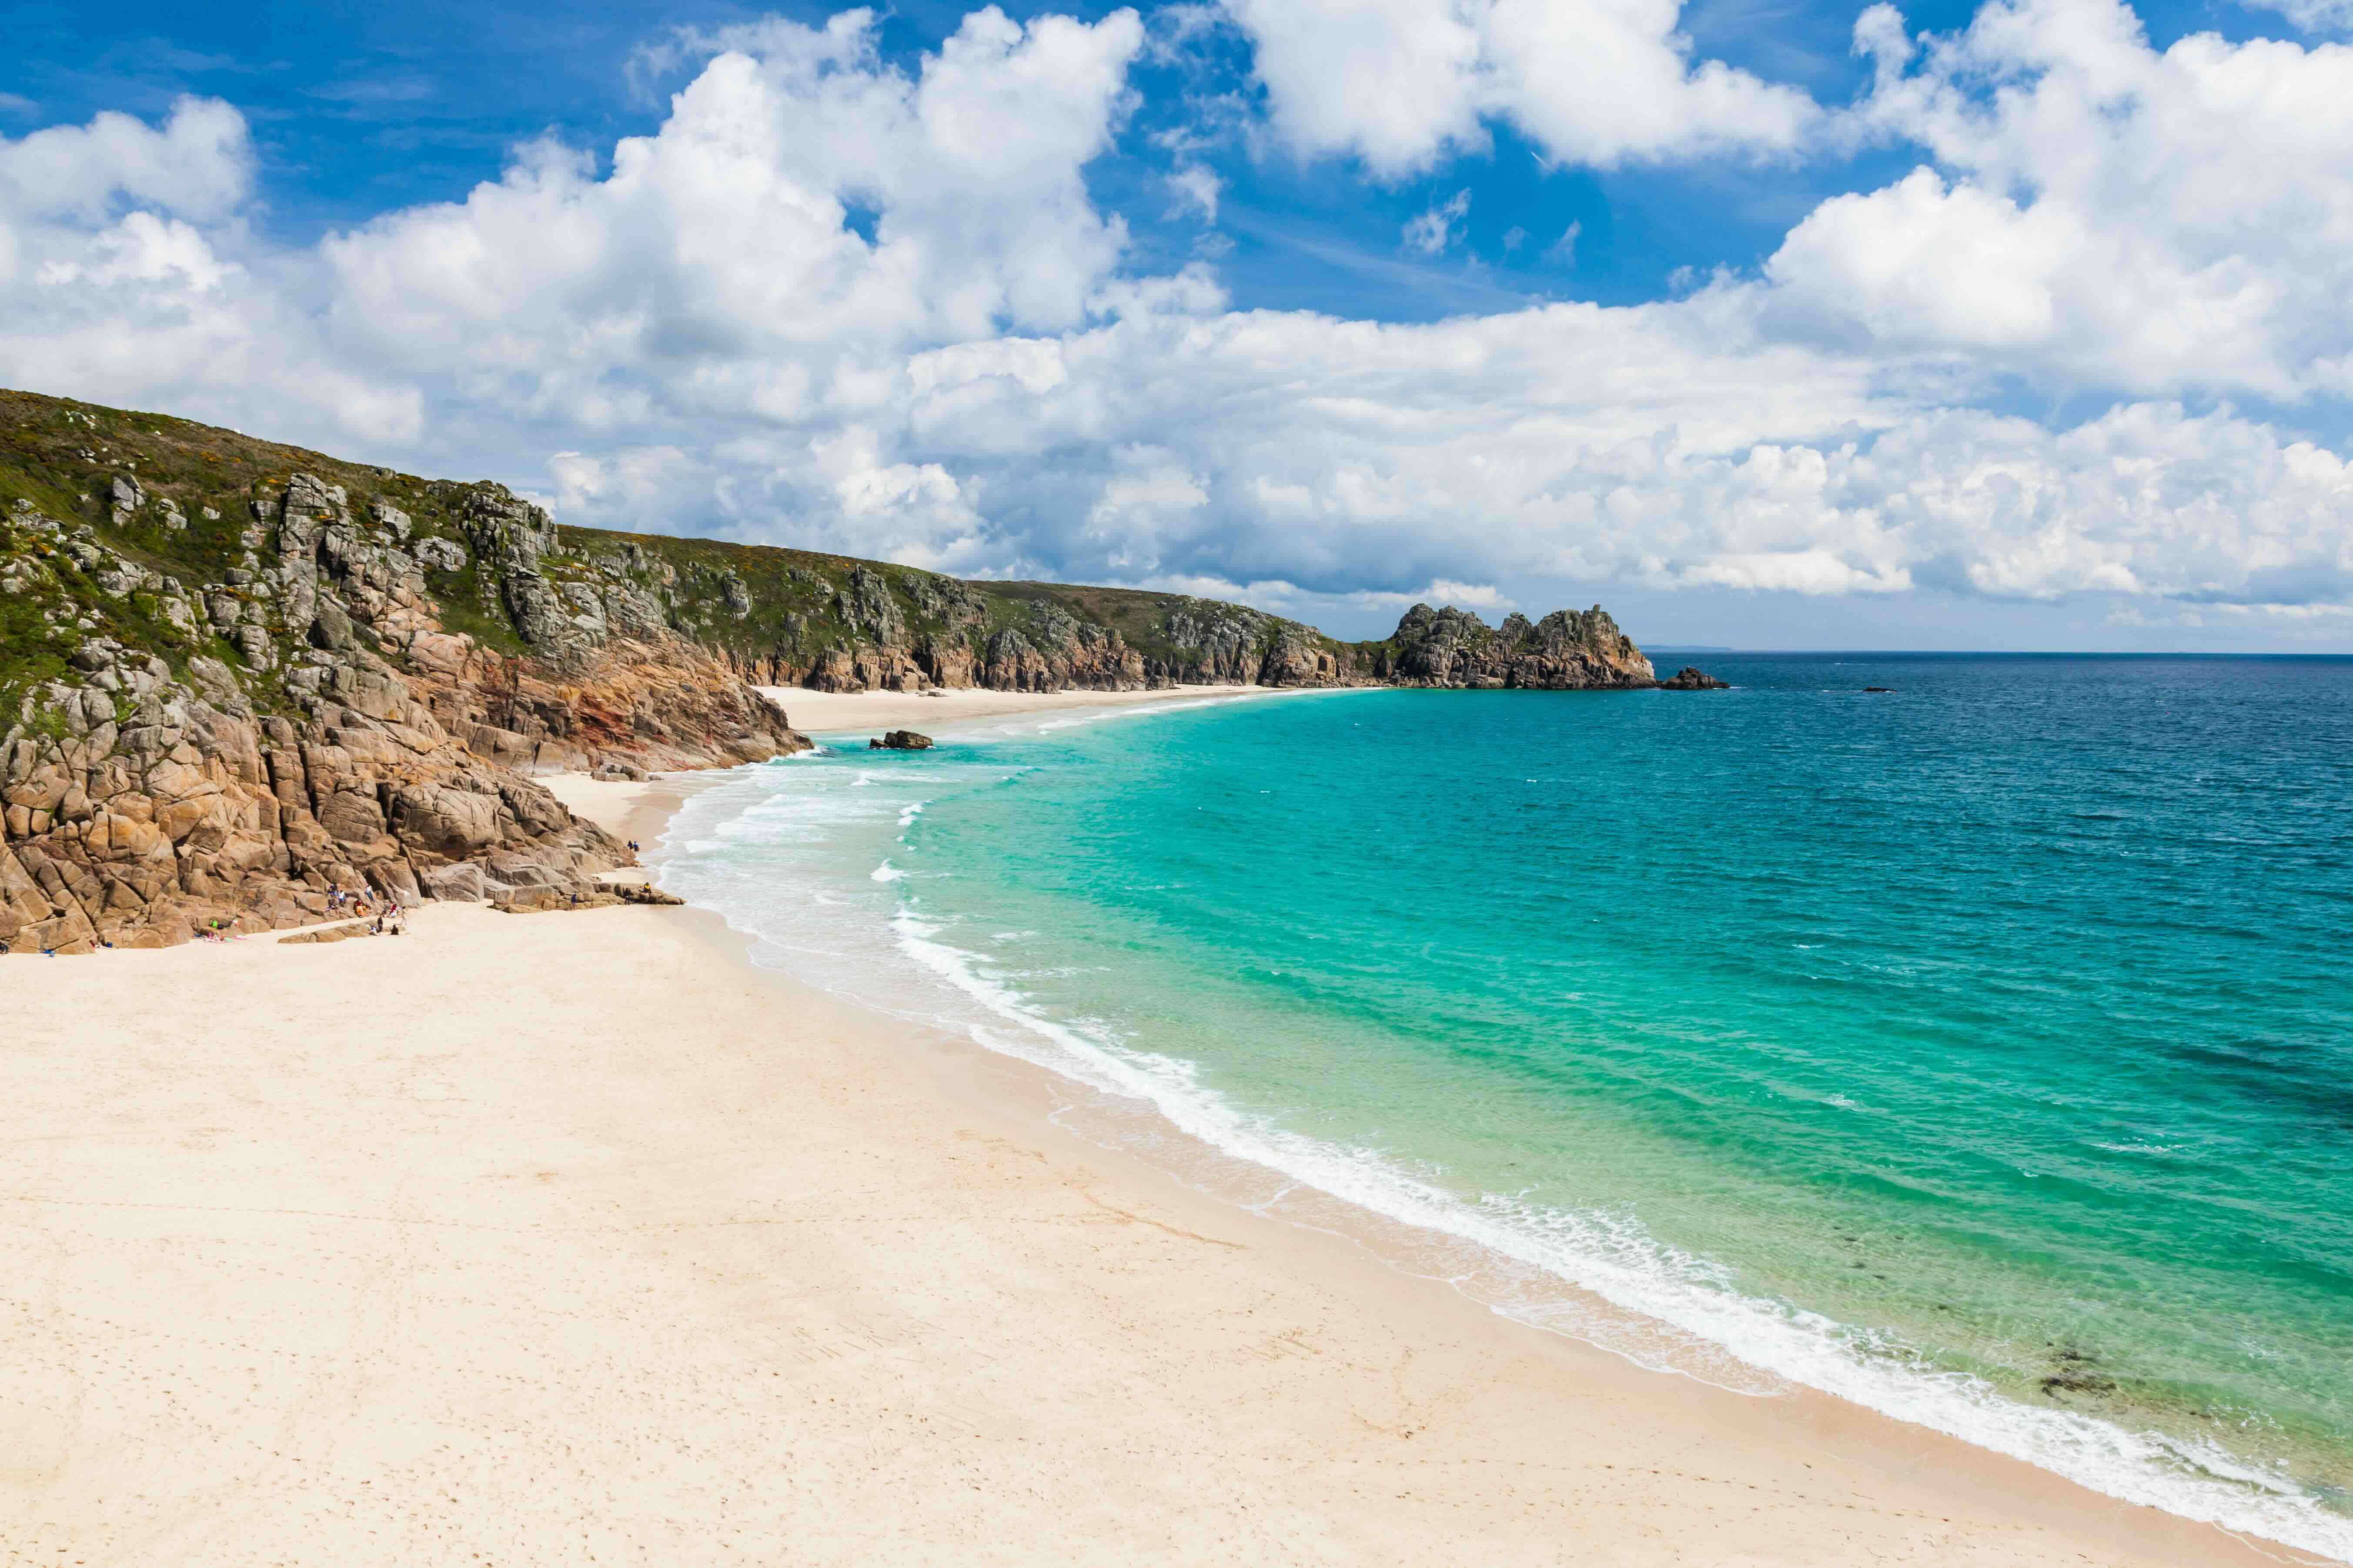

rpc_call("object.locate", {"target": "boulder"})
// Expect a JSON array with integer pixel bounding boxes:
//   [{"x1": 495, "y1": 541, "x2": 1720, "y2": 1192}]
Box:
[
  {"x1": 419, "y1": 861, "x2": 488, "y2": 902},
  {"x1": 1658, "y1": 666, "x2": 1728, "y2": 691},
  {"x1": 308, "y1": 602, "x2": 356, "y2": 651},
  {"x1": 389, "y1": 784, "x2": 501, "y2": 859},
  {"x1": 869, "y1": 731, "x2": 934, "y2": 751}
]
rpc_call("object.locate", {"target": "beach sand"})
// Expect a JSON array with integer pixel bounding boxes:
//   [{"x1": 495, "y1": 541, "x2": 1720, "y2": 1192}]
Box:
[
  {"x1": 0, "y1": 777, "x2": 2314, "y2": 1566},
  {"x1": 755, "y1": 681, "x2": 1291, "y2": 738}
]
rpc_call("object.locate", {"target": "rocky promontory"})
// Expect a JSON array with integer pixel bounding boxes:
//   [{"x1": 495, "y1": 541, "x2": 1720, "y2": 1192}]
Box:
[{"x1": 1364, "y1": 603, "x2": 1655, "y2": 689}]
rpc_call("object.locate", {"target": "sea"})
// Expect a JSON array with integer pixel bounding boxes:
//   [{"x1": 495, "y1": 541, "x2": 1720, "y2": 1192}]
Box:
[{"x1": 653, "y1": 654, "x2": 2353, "y2": 1558}]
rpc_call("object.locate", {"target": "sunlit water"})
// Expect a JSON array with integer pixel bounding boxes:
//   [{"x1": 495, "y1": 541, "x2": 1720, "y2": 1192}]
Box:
[{"x1": 658, "y1": 655, "x2": 2353, "y2": 1558}]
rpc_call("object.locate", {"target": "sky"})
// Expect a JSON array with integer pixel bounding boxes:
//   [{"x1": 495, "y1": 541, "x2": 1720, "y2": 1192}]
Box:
[{"x1": 6, "y1": 0, "x2": 2353, "y2": 647}]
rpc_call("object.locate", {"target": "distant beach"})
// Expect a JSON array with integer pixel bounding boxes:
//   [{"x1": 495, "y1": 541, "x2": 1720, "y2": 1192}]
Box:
[{"x1": 751, "y1": 680, "x2": 1293, "y2": 735}]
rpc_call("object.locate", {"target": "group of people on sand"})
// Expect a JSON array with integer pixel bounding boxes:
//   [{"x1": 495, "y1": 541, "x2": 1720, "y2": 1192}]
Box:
[
  {"x1": 324, "y1": 888, "x2": 407, "y2": 940},
  {"x1": 324, "y1": 887, "x2": 405, "y2": 937}
]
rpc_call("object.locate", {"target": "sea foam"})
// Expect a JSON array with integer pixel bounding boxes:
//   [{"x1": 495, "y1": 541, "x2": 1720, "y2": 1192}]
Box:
[{"x1": 882, "y1": 911, "x2": 2353, "y2": 1562}]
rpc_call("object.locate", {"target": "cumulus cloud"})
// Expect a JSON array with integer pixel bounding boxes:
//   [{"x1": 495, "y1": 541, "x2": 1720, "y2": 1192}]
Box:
[
  {"x1": 1765, "y1": 0, "x2": 2353, "y2": 397},
  {"x1": 1220, "y1": 0, "x2": 1819, "y2": 175},
  {"x1": 0, "y1": 95, "x2": 252, "y2": 224},
  {"x1": 0, "y1": 96, "x2": 424, "y2": 446},
  {"x1": 324, "y1": 5, "x2": 1145, "y2": 427}
]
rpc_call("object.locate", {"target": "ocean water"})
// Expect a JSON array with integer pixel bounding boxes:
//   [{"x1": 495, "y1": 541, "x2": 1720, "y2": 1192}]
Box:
[{"x1": 658, "y1": 655, "x2": 2353, "y2": 1558}]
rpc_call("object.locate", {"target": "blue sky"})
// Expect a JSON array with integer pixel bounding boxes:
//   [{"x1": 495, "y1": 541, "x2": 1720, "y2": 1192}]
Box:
[{"x1": 7, "y1": 0, "x2": 2353, "y2": 647}]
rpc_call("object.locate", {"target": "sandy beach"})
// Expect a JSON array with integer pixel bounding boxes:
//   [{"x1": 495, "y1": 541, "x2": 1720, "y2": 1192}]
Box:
[
  {"x1": 0, "y1": 775, "x2": 2316, "y2": 1567},
  {"x1": 755, "y1": 682, "x2": 1297, "y2": 738}
]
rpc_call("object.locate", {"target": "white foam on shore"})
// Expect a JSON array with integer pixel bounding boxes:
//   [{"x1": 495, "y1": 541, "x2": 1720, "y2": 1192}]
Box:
[
  {"x1": 884, "y1": 912, "x2": 2353, "y2": 1562},
  {"x1": 655, "y1": 723, "x2": 2353, "y2": 1565}
]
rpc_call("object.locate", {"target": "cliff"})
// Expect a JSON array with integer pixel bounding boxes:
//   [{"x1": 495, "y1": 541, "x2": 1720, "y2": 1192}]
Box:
[
  {"x1": 0, "y1": 392, "x2": 809, "y2": 954},
  {"x1": 0, "y1": 389, "x2": 1666, "y2": 952}
]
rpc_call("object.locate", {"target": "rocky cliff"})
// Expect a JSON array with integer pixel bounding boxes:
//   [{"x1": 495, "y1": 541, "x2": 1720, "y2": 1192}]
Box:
[
  {"x1": 0, "y1": 393, "x2": 809, "y2": 953},
  {"x1": 0, "y1": 389, "x2": 1672, "y2": 952}
]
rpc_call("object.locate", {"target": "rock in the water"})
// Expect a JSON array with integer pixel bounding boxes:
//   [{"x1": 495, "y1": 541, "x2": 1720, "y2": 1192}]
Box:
[
  {"x1": 869, "y1": 730, "x2": 934, "y2": 750},
  {"x1": 1658, "y1": 666, "x2": 1728, "y2": 690}
]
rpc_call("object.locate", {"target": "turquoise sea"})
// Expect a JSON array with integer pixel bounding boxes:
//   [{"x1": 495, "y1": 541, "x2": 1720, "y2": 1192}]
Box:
[{"x1": 658, "y1": 655, "x2": 2353, "y2": 1557}]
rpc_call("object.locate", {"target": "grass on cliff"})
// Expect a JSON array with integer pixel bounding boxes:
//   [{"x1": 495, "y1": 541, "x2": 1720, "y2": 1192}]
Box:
[{"x1": 2, "y1": 385, "x2": 1366, "y2": 693}]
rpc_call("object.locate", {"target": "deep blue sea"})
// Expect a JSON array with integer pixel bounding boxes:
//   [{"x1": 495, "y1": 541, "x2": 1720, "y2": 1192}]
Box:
[{"x1": 658, "y1": 654, "x2": 2353, "y2": 1557}]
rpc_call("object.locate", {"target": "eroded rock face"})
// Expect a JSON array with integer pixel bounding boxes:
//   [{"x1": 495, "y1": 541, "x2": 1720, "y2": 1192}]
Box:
[
  {"x1": 1, "y1": 476, "x2": 809, "y2": 954},
  {"x1": 0, "y1": 639, "x2": 622, "y2": 953}
]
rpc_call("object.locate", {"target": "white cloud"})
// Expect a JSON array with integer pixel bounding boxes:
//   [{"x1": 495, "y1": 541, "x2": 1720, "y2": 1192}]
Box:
[
  {"x1": 1765, "y1": 0, "x2": 2353, "y2": 397},
  {"x1": 0, "y1": 95, "x2": 251, "y2": 224},
  {"x1": 1166, "y1": 163, "x2": 1222, "y2": 221},
  {"x1": 863, "y1": 297, "x2": 2353, "y2": 608},
  {"x1": 0, "y1": 96, "x2": 423, "y2": 446},
  {"x1": 1220, "y1": 0, "x2": 1818, "y2": 176},
  {"x1": 1400, "y1": 188, "x2": 1470, "y2": 254},
  {"x1": 34, "y1": 210, "x2": 233, "y2": 290},
  {"x1": 322, "y1": 5, "x2": 1146, "y2": 416}
]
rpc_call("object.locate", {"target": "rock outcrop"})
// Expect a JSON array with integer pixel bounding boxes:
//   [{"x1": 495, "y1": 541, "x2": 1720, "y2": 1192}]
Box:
[
  {"x1": 1365, "y1": 604, "x2": 1657, "y2": 689},
  {"x1": 869, "y1": 731, "x2": 933, "y2": 751},
  {"x1": 1659, "y1": 666, "x2": 1729, "y2": 690},
  {"x1": 1, "y1": 440, "x2": 808, "y2": 953}
]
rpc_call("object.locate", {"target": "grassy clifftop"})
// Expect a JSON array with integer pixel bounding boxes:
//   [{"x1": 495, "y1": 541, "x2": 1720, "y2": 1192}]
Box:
[{"x1": 0, "y1": 387, "x2": 1369, "y2": 714}]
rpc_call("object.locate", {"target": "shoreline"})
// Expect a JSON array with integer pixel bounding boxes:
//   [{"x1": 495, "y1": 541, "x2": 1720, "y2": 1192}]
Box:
[
  {"x1": 0, "y1": 773, "x2": 2323, "y2": 1564},
  {"x1": 754, "y1": 681, "x2": 1336, "y2": 738}
]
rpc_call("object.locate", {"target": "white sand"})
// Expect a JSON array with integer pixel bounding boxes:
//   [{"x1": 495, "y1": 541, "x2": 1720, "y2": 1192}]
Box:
[
  {"x1": 537, "y1": 770, "x2": 712, "y2": 846},
  {"x1": 757, "y1": 682, "x2": 1294, "y2": 737},
  {"x1": 0, "y1": 839, "x2": 2304, "y2": 1564}
]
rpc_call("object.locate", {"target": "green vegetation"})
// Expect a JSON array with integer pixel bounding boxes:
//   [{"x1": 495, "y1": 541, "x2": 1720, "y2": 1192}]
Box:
[{"x1": 0, "y1": 384, "x2": 1365, "y2": 725}]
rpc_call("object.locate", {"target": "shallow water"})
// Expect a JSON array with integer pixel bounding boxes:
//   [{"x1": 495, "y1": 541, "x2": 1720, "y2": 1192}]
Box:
[{"x1": 658, "y1": 655, "x2": 2353, "y2": 1558}]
